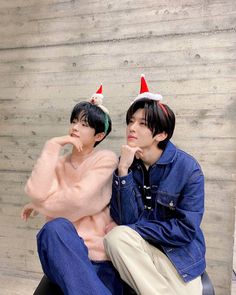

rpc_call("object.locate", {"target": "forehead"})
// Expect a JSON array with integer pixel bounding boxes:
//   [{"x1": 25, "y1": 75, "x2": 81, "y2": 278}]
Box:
[
  {"x1": 132, "y1": 108, "x2": 145, "y2": 119},
  {"x1": 75, "y1": 110, "x2": 88, "y2": 120}
]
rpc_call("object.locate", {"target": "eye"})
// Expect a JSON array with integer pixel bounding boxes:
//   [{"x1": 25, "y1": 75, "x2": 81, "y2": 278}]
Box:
[
  {"x1": 128, "y1": 119, "x2": 134, "y2": 124},
  {"x1": 140, "y1": 120, "x2": 147, "y2": 126},
  {"x1": 81, "y1": 121, "x2": 89, "y2": 127}
]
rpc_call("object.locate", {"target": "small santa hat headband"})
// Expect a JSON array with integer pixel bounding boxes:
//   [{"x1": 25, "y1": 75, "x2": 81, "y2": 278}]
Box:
[
  {"x1": 132, "y1": 74, "x2": 163, "y2": 103},
  {"x1": 88, "y1": 84, "x2": 109, "y2": 114},
  {"x1": 87, "y1": 84, "x2": 109, "y2": 133}
]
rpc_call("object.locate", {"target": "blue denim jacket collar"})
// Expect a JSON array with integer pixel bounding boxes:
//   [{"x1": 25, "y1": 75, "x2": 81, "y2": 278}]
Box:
[{"x1": 156, "y1": 141, "x2": 178, "y2": 165}]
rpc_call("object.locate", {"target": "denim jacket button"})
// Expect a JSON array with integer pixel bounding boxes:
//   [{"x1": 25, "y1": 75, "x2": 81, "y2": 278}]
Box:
[
  {"x1": 169, "y1": 201, "x2": 174, "y2": 207},
  {"x1": 121, "y1": 180, "x2": 126, "y2": 185}
]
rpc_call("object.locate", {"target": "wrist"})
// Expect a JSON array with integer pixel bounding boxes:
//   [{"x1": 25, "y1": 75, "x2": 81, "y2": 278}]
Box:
[
  {"x1": 118, "y1": 165, "x2": 129, "y2": 176},
  {"x1": 44, "y1": 138, "x2": 62, "y2": 154},
  {"x1": 50, "y1": 136, "x2": 67, "y2": 146}
]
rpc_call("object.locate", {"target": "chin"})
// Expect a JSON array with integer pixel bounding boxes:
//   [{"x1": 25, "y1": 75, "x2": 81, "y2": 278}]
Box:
[{"x1": 127, "y1": 141, "x2": 138, "y2": 147}]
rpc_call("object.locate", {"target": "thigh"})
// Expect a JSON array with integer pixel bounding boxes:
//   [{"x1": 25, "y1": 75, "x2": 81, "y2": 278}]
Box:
[{"x1": 148, "y1": 244, "x2": 202, "y2": 295}]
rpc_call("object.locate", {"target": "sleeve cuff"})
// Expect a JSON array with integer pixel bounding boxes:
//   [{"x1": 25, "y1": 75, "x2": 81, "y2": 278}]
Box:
[{"x1": 113, "y1": 170, "x2": 134, "y2": 188}]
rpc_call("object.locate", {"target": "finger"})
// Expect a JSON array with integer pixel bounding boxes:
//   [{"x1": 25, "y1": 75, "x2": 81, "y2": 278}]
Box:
[
  {"x1": 71, "y1": 137, "x2": 83, "y2": 152},
  {"x1": 20, "y1": 210, "x2": 26, "y2": 220},
  {"x1": 134, "y1": 146, "x2": 143, "y2": 152},
  {"x1": 135, "y1": 149, "x2": 143, "y2": 157},
  {"x1": 78, "y1": 144, "x2": 83, "y2": 152},
  {"x1": 32, "y1": 210, "x2": 39, "y2": 217},
  {"x1": 75, "y1": 145, "x2": 83, "y2": 153},
  {"x1": 21, "y1": 213, "x2": 26, "y2": 222}
]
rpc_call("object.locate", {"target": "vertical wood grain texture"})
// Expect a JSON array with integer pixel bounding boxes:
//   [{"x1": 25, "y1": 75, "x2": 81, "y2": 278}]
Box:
[{"x1": 0, "y1": 1, "x2": 235, "y2": 294}]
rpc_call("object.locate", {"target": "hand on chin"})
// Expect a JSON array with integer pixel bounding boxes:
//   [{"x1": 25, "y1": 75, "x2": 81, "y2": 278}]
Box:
[{"x1": 126, "y1": 142, "x2": 144, "y2": 159}]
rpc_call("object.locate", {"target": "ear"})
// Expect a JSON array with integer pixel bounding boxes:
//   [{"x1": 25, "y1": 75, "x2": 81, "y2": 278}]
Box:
[
  {"x1": 154, "y1": 132, "x2": 167, "y2": 142},
  {"x1": 95, "y1": 132, "x2": 106, "y2": 142}
]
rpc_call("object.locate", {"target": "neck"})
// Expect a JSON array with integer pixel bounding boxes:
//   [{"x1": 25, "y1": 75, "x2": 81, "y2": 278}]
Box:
[
  {"x1": 71, "y1": 146, "x2": 94, "y2": 161},
  {"x1": 140, "y1": 146, "x2": 163, "y2": 169}
]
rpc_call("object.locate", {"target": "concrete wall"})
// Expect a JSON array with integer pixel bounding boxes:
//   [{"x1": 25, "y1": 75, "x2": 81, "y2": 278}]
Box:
[{"x1": 0, "y1": 1, "x2": 236, "y2": 294}]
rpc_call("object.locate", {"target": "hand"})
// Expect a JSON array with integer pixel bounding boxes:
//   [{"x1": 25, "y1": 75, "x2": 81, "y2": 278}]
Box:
[
  {"x1": 50, "y1": 135, "x2": 83, "y2": 153},
  {"x1": 21, "y1": 203, "x2": 38, "y2": 222},
  {"x1": 118, "y1": 145, "x2": 143, "y2": 176}
]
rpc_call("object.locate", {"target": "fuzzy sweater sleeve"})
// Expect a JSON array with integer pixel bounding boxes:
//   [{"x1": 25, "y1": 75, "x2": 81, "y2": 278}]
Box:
[
  {"x1": 25, "y1": 140, "x2": 61, "y2": 202},
  {"x1": 25, "y1": 143, "x2": 118, "y2": 222}
]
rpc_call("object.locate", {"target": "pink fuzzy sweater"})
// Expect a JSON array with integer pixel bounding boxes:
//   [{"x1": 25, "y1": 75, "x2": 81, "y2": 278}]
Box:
[{"x1": 25, "y1": 140, "x2": 118, "y2": 261}]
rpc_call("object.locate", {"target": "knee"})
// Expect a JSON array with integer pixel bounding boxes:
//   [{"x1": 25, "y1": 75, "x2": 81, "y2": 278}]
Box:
[
  {"x1": 37, "y1": 218, "x2": 74, "y2": 241},
  {"x1": 37, "y1": 218, "x2": 88, "y2": 257}
]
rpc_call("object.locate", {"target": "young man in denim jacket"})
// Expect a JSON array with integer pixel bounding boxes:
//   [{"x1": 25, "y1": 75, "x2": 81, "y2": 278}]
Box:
[{"x1": 104, "y1": 75, "x2": 206, "y2": 295}]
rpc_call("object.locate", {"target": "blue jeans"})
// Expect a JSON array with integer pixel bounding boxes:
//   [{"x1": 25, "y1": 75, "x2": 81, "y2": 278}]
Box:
[{"x1": 37, "y1": 218, "x2": 125, "y2": 295}]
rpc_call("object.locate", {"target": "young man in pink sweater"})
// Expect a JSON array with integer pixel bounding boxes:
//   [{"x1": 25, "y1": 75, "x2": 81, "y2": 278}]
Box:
[{"x1": 21, "y1": 89, "x2": 125, "y2": 295}]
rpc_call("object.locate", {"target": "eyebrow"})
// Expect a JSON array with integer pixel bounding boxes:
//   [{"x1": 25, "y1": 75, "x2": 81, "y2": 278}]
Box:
[
  {"x1": 136, "y1": 115, "x2": 146, "y2": 121},
  {"x1": 77, "y1": 112, "x2": 88, "y2": 122},
  {"x1": 130, "y1": 116, "x2": 147, "y2": 124},
  {"x1": 138, "y1": 119, "x2": 146, "y2": 124}
]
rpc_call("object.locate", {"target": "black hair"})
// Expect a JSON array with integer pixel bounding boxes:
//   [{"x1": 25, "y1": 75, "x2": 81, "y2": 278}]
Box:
[
  {"x1": 70, "y1": 101, "x2": 111, "y2": 147},
  {"x1": 126, "y1": 98, "x2": 175, "y2": 150}
]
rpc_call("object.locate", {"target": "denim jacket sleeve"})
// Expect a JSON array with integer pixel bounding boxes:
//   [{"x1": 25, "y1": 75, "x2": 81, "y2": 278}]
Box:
[
  {"x1": 110, "y1": 167, "x2": 205, "y2": 247},
  {"x1": 110, "y1": 170, "x2": 141, "y2": 225}
]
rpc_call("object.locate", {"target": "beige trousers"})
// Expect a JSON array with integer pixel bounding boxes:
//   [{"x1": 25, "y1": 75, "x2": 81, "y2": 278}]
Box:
[{"x1": 104, "y1": 226, "x2": 202, "y2": 295}]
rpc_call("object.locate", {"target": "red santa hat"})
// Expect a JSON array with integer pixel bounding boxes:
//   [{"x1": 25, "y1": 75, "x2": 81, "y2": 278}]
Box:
[
  {"x1": 90, "y1": 84, "x2": 103, "y2": 100},
  {"x1": 96, "y1": 84, "x2": 103, "y2": 94},
  {"x1": 132, "y1": 74, "x2": 163, "y2": 103}
]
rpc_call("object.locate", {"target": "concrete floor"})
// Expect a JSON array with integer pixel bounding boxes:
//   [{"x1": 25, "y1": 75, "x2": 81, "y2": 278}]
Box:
[
  {"x1": 0, "y1": 273, "x2": 236, "y2": 295},
  {"x1": 232, "y1": 215, "x2": 236, "y2": 295},
  {"x1": 0, "y1": 274, "x2": 39, "y2": 295}
]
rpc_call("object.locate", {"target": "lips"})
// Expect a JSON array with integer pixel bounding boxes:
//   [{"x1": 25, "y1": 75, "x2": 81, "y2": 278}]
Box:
[
  {"x1": 127, "y1": 135, "x2": 137, "y2": 140},
  {"x1": 71, "y1": 133, "x2": 80, "y2": 138}
]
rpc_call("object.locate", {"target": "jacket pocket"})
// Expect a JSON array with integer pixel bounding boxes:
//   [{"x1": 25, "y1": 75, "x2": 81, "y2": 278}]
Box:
[{"x1": 153, "y1": 189, "x2": 180, "y2": 220}]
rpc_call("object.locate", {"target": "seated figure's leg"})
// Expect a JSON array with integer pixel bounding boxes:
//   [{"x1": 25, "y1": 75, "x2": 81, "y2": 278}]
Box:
[
  {"x1": 37, "y1": 218, "x2": 111, "y2": 295},
  {"x1": 104, "y1": 226, "x2": 202, "y2": 295},
  {"x1": 92, "y1": 260, "x2": 126, "y2": 295},
  {"x1": 33, "y1": 262, "x2": 127, "y2": 295}
]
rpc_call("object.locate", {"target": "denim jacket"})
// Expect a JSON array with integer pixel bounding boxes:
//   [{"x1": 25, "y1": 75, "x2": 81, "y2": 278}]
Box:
[{"x1": 111, "y1": 141, "x2": 206, "y2": 282}]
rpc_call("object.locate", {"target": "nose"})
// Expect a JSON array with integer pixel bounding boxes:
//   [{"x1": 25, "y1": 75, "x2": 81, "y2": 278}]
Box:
[
  {"x1": 129, "y1": 121, "x2": 137, "y2": 132},
  {"x1": 72, "y1": 123, "x2": 79, "y2": 131}
]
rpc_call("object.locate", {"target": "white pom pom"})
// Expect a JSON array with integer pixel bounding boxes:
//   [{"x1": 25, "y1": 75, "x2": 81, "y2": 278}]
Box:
[{"x1": 88, "y1": 93, "x2": 104, "y2": 105}]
